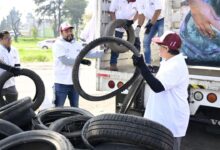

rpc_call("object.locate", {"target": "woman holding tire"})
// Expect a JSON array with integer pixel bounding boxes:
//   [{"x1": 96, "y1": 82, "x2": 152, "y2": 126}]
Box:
[{"x1": 133, "y1": 31, "x2": 190, "y2": 150}]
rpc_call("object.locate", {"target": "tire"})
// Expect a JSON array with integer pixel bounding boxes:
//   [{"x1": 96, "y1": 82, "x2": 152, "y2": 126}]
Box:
[
  {"x1": 103, "y1": 19, "x2": 135, "y2": 53},
  {"x1": 72, "y1": 37, "x2": 140, "y2": 101},
  {"x1": 0, "y1": 130, "x2": 74, "y2": 150},
  {"x1": 0, "y1": 119, "x2": 23, "y2": 140},
  {"x1": 32, "y1": 107, "x2": 94, "y2": 130},
  {"x1": 119, "y1": 74, "x2": 144, "y2": 114},
  {"x1": 82, "y1": 114, "x2": 174, "y2": 150},
  {"x1": 49, "y1": 115, "x2": 92, "y2": 149},
  {"x1": 94, "y1": 142, "x2": 146, "y2": 150},
  {"x1": 0, "y1": 97, "x2": 36, "y2": 128},
  {"x1": 0, "y1": 68, "x2": 45, "y2": 110},
  {"x1": 42, "y1": 46, "x2": 48, "y2": 49}
]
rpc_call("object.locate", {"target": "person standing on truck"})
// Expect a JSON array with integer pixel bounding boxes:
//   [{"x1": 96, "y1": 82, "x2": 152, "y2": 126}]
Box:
[
  {"x1": 0, "y1": 31, "x2": 20, "y2": 106},
  {"x1": 109, "y1": 0, "x2": 139, "y2": 71},
  {"x1": 135, "y1": 0, "x2": 165, "y2": 64},
  {"x1": 133, "y1": 31, "x2": 190, "y2": 150},
  {"x1": 52, "y1": 22, "x2": 104, "y2": 107}
]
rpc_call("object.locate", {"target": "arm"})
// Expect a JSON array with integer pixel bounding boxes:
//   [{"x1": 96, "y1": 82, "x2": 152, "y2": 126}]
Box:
[
  {"x1": 133, "y1": 55, "x2": 165, "y2": 93},
  {"x1": 150, "y1": 9, "x2": 161, "y2": 25},
  {"x1": 110, "y1": 12, "x2": 116, "y2": 20},
  {"x1": 58, "y1": 56, "x2": 75, "y2": 66},
  {"x1": 137, "y1": 14, "x2": 145, "y2": 27}
]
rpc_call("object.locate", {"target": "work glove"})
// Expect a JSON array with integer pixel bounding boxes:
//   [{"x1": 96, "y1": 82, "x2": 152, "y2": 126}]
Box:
[
  {"x1": 81, "y1": 59, "x2": 91, "y2": 66},
  {"x1": 145, "y1": 22, "x2": 153, "y2": 34},
  {"x1": 132, "y1": 54, "x2": 146, "y2": 67},
  {"x1": 10, "y1": 67, "x2": 21, "y2": 76},
  {"x1": 123, "y1": 20, "x2": 134, "y2": 30},
  {"x1": 134, "y1": 26, "x2": 141, "y2": 37}
]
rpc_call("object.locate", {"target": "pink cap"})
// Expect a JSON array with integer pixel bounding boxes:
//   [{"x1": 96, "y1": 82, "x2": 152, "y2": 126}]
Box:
[
  {"x1": 152, "y1": 31, "x2": 182, "y2": 50},
  {"x1": 60, "y1": 22, "x2": 74, "y2": 31}
]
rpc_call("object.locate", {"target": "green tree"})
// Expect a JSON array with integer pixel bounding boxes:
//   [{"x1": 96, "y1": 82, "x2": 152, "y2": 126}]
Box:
[
  {"x1": 34, "y1": 0, "x2": 64, "y2": 37},
  {"x1": 0, "y1": 18, "x2": 9, "y2": 31},
  {"x1": 32, "y1": 26, "x2": 38, "y2": 39},
  {"x1": 6, "y1": 7, "x2": 21, "y2": 42},
  {"x1": 63, "y1": 0, "x2": 88, "y2": 38}
]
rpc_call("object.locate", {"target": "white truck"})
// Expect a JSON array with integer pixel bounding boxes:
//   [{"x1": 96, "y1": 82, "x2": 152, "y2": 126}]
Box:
[{"x1": 93, "y1": 0, "x2": 220, "y2": 127}]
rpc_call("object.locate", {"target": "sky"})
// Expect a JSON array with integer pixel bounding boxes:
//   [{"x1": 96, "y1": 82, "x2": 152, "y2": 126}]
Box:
[
  {"x1": 0, "y1": 0, "x2": 92, "y2": 23},
  {"x1": 0, "y1": 0, "x2": 36, "y2": 22}
]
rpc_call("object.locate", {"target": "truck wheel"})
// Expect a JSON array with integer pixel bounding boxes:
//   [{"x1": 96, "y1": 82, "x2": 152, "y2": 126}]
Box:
[
  {"x1": 0, "y1": 130, "x2": 74, "y2": 150},
  {"x1": 119, "y1": 74, "x2": 144, "y2": 114},
  {"x1": 82, "y1": 114, "x2": 174, "y2": 150},
  {"x1": 73, "y1": 37, "x2": 141, "y2": 101},
  {"x1": 103, "y1": 19, "x2": 135, "y2": 53},
  {"x1": 0, "y1": 69, "x2": 45, "y2": 110},
  {"x1": 32, "y1": 107, "x2": 94, "y2": 130},
  {"x1": 0, "y1": 119, "x2": 23, "y2": 140}
]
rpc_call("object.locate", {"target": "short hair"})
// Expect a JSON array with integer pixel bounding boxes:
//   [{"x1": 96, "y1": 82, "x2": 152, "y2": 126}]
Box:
[
  {"x1": 168, "y1": 49, "x2": 180, "y2": 55},
  {"x1": 0, "y1": 31, "x2": 10, "y2": 39}
]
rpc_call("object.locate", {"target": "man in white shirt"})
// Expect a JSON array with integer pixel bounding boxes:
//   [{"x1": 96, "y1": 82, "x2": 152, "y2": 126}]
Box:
[
  {"x1": 0, "y1": 31, "x2": 20, "y2": 106},
  {"x1": 52, "y1": 22, "x2": 104, "y2": 107},
  {"x1": 133, "y1": 31, "x2": 190, "y2": 150},
  {"x1": 135, "y1": 0, "x2": 165, "y2": 64},
  {"x1": 109, "y1": 0, "x2": 139, "y2": 71}
]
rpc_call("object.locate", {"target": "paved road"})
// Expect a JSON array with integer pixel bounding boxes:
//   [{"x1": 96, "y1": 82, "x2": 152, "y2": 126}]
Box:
[{"x1": 18, "y1": 62, "x2": 220, "y2": 150}]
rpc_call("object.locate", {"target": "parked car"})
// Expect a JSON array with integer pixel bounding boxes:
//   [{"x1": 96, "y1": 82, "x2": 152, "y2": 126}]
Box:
[{"x1": 37, "y1": 39, "x2": 56, "y2": 49}]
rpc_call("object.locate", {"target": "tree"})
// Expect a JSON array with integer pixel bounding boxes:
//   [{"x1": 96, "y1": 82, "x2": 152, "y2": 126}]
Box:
[
  {"x1": 34, "y1": 0, "x2": 64, "y2": 37},
  {"x1": 63, "y1": 0, "x2": 88, "y2": 38},
  {"x1": 0, "y1": 18, "x2": 9, "y2": 31},
  {"x1": 6, "y1": 8, "x2": 21, "y2": 42}
]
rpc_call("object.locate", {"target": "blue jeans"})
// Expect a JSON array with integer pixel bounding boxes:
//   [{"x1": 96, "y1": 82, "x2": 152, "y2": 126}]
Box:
[
  {"x1": 143, "y1": 18, "x2": 164, "y2": 64},
  {"x1": 54, "y1": 83, "x2": 79, "y2": 107},
  {"x1": 110, "y1": 31, "x2": 124, "y2": 65}
]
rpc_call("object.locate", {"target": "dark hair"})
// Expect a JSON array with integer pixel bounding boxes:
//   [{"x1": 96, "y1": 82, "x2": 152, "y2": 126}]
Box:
[
  {"x1": 0, "y1": 31, "x2": 10, "y2": 39},
  {"x1": 168, "y1": 49, "x2": 180, "y2": 55}
]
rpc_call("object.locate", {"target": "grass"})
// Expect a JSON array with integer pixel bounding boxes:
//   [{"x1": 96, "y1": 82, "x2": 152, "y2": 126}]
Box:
[{"x1": 12, "y1": 37, "x2": 53, "y2": 62}]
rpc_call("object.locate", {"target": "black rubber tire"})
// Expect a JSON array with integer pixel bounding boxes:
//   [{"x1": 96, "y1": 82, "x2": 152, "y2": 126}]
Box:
[
  {"x1": 82, "y1": 114, "x2": 174, "y2": 150},
  {"x1": 49, "y1": 115, "x2": 92, "y2": 136},
  {"x1": 0, "y1": 97, "x2": 36, "y2": 128},
  {"x1": 94, "y1": 142, "x2": 146, "y2": 150},
  {"x1": 49, "y1": 115, "x2": 92, "y2": 149},
  {"x1": 119, "y1": 75, "x2": 144, "y2": 114},
  {"x1": 0, "y1": 69, "x2": 45, "y2": 110},
  {"x1": 103, "y1": 19, "x2": 135, "y2": 53},
  {"x1": 32, "y1": 107, "x2": 94, "y2": 130},
  {"x1": 0, "y1": 119, "x2": 23, "y2": 140},
  {"x1": 0, "y1": 130, "x2": 74, "y2": 150},
  {"x1": 72, "y1": 37, "x2": 140, "y2": 101}
]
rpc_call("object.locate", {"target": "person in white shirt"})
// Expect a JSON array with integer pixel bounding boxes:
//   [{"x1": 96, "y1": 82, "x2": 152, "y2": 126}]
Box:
[
  {"x1": 52, "y1": 22, "x2": 104, "y2": 107},
  {"x1": 109, "y1": 0, "x2": 139, "y2": 71},
  {"x1": 135, "y1": 0, "x2": 165, "y2": 64},
  {"x1": 0, "y1": 31, "x2": 20, "y2": 106},
  {"x1": 133, "y1": 31, "x2": 190, "y2": 150}
]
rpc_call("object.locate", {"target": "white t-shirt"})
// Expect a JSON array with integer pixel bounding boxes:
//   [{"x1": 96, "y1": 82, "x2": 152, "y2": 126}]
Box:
[
  {"x1": 0, "y1": 45, "x2": 20, "y2": 88},
  {"x1": 109, "y1": 0, "x2": 138, "y2": 32},
  {"x1": 52, "y1": 37, "x2": 103, "y2": 85},
  {"x1": 144, "y1": 54, "x2": 190, "y2": 137},
  {"x1": 137, "y1": 0, "x2": 165, "y2": 20},
  {"x1": 109, "y1": 0, "x2": 138, "y2": 20}
]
